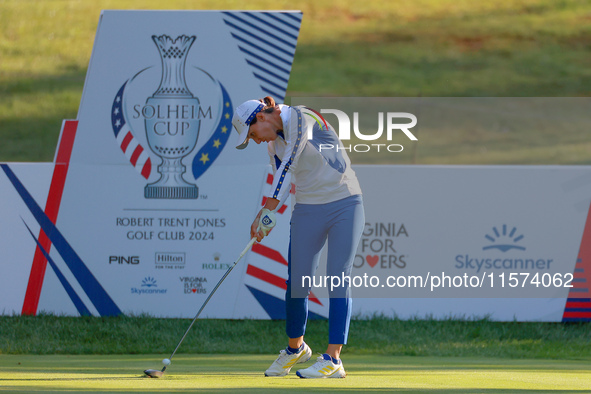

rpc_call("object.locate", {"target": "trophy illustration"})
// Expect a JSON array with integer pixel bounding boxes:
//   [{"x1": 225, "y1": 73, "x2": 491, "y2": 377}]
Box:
[{"x1": 144, "y1": 34, "x2": 200, "y2": 199}]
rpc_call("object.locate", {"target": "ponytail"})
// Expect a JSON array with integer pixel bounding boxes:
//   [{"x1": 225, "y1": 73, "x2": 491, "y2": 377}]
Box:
[{"x1": 261, "y1": 96, "x2": 276, "y2": 112}]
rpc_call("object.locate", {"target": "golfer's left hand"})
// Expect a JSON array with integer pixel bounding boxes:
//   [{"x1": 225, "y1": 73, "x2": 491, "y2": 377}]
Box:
[{"x1": 251, "y1": 208, "x2": 276, "y2": 242}]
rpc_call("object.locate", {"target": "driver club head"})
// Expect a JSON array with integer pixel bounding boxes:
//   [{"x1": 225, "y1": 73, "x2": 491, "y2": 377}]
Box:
[{"x1": 144, "y1": 369, "x2": 164, "y2": 378}]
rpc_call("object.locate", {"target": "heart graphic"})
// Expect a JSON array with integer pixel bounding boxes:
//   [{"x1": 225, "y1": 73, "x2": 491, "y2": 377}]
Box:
[
  {"x1": 192, "y1": 288, "x2": 197, "y2": 293},
  {"x1": 366, "y1": 255, "x2": 379, "y2": 268}
]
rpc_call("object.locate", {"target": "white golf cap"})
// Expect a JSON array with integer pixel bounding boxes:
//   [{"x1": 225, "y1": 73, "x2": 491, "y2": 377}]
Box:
[{"x1": 232, "y1": 100, "x2": 265, "y2": 149}]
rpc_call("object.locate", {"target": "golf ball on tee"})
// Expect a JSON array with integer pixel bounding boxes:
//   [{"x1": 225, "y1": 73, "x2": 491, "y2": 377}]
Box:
[{"x1": 162, "y1": 358, "x2": 171, "y2": 366}]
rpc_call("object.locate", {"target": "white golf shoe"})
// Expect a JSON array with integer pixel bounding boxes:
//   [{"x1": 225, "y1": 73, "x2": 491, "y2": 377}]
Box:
[
  {"x1": 296, "y1": 354, "x2": 346, "y2": 379},
  {"x1": 264, "y1": 342, "x2": 312, "y2": 377}
]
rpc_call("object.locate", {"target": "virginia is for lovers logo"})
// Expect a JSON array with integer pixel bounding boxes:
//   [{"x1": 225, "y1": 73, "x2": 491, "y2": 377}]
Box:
[{"x1": 111, "y1": 34, "x2": 233, "y2": 199}]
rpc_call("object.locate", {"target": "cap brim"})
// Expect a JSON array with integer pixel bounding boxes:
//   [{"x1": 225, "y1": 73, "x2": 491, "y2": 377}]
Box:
[
  {"x1": 235, "y1": 123, "x2": 250, "y2": 149},
  {"x1": 236, "y1": 138, "x2": 249, "y2": 150}
]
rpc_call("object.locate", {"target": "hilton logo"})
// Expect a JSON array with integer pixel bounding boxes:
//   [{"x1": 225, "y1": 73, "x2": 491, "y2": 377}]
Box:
[{"x1": 155, "y1": 252, "x2": 185, "y2": 270}]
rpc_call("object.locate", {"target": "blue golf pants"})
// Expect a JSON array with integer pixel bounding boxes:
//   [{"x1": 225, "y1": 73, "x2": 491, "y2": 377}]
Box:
[{"x1": 285, "y1": 195, "x2": 365, "y2": 345}]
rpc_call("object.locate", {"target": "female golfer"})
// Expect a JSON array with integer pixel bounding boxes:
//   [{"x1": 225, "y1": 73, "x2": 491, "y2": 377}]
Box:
[{"x1": 232, "y1": 97, "x2": 364, "y2": 379}]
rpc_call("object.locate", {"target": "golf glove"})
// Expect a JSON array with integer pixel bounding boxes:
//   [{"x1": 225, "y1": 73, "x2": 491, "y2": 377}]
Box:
[{"x1": 258, "y1": 208, "x2": 277, "y2": 236}]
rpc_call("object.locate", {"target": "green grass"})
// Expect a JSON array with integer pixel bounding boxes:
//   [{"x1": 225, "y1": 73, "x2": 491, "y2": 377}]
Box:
[
  {"x1": 0, "y1": 354, "x2": 590, "y2": 392},
  {"x1": 1, "y1": 315, "x2": 590, "y2": 360},
  {"x1": 1, "y1": 0, "x2": 591, "y2": 163},
  {"x1": 1, "y1": 316, "x2": 589, "y2": 391}
]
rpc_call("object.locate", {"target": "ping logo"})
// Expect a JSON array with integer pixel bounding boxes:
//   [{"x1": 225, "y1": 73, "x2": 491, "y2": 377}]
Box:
[
  {"x1": 483, "y1": 225, "x2": 526, "y2": 252},
  {"x1": 109, "y1": 255, "x2": 140, "y2": 265}
]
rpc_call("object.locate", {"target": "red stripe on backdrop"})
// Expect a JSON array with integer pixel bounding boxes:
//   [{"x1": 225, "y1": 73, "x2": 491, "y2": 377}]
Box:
[
  {"x1": 578, "y1": 206, "x2": 591, "y2": 275},
  {"x1": 22, "y1": 120, "x2": 78, "y2": 315},
  {"x1": 121, "y1": 131, "x2": 133, "y2": 152},
  {"x1": 563, "y1": 200, "x2": 591, "y2": 321},
  {"x1": 247, "y1": 264, "x2": 286, "y2": 289},
  {"x1": 130, "y1": 145, "x2": 143, "y2": 166},
  {"x1": 141, "y1": 158, "x2": 152, "y2": 179},
  {"x1": 563, "y1": 311, "x2": 591, "y2": 319},
  {"x1": 252, "y1": 243, "x2": 288, "y2": 266},
  {"x1": 564, "y1": 301, "x2": 591, "y2": 309},
  {"x1": 246, "y1": 263, "x2": 323, "y2": 306}
]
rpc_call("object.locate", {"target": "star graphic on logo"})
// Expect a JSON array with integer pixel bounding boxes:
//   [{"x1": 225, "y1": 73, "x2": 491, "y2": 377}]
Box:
[
  {"x1": 213, "y1": 139, "x2": 221, "y2": 149},
  {"x1": 199, "y1": 153, "x2": 210, "y2": 164}
]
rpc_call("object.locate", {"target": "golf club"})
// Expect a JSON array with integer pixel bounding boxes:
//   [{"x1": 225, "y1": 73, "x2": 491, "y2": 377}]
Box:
[{"x1": 144, "y1": 236, "x2": 257, "y2": 378}]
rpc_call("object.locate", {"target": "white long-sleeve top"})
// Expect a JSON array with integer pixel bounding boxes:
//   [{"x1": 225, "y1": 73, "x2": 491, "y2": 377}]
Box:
[{"x1": 267, "y1": 105, "x2": 362, "y2": 205}]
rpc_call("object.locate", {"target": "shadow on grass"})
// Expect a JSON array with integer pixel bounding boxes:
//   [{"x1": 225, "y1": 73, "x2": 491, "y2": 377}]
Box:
[
  {"x1": 0, "y1": 67, "x2": 86, "y2": 96},
  {"x1": 0, "y1": 69, "x2": 86, "y2": 162}
]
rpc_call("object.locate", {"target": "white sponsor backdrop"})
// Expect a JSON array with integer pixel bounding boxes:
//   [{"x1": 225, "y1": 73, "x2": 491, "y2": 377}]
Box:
[
  {"x1": 2, "y1": 160, "x2": 590, "y2": 321},
  {"x1": 344, "y1": 165, "x2": 591, "y2": 322},
  {"x1": 0, "y1": 164, "x2": 53, "y2": 315},
  {"x1": 347, "y1": 165, "x2": 587, "y2": 299}
]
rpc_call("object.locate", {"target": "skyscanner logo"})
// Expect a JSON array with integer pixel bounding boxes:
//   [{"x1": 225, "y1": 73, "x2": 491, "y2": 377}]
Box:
[
  {"x1": 455, "y1": 224, "x2": 553, "y2": 273},
  {"x1": 131, "y1": 276, "x2": 168, "y2": 295},
  {"x1": 141, "y1": 277, "x2": 158, "y2": 287},
  {"x1": 483, "y1": 225, "x2": 526, "y2": 252}
]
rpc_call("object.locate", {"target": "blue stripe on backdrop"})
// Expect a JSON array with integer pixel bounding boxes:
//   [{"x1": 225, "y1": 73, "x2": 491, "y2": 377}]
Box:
[
  {"x1": 22, "y1": 220, "x2": 92, "y2": 316},
  {"x1": 111, "y1": 82, "x2": 126, "y2": 138},
  {"x1": 223, "y1": 13, "x2": 297, "y2": 48},
  {"x1": 1, "y1": 164, "x2": 121, "y2": 316},
  {"x1": 224, "y1": 20, "x2": 295, "y2": 58},
  {"x1": 238, "y1": 46, "x2": 291, "y2": 75},
  {"x1": 229, "y1": 32, "x2": 293, "y2": 66},
  {"x1": 243, "y1": 13, "x2": 300, "y2": 42},
  {"x1": 222, "y1": 11, "x2": 302, "y2": 103},
  {"x1": 246, "y1": 60, "x2": 289, "y2": 84},
  {"x1": 254, "y1": 73, "x2": 287, "y2": 92},
  {"x1": 268, "y1": 12, "x2": 302, "y2": 31},
  {"x1": 191, "y1": 83, "x2": 233, "y2": 180},
  {"x1": 261, "y1": 86, "x2": 284, "y2": 101}
]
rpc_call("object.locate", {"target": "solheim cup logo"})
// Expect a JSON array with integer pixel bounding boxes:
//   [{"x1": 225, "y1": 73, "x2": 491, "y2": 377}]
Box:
[
  {"x1": 111, "y1": 34, "x2": 233, "y2": 199},
  {"x1": 145, "y1": 35, "x2": 200, "y2": 199}
]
